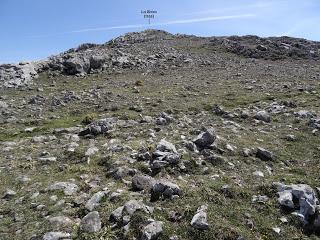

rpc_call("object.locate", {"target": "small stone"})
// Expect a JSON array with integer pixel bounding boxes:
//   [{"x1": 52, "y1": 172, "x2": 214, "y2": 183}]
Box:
[
  {"x1": 73, "y1": 193, "x2": 89, "y2": 205},
  {"x1": 253, "y1": 171, "x2": 264, "y2": 177},
  {"x1": 191, "y1": 205, "x2": 209, "y2": 230},
  {"x1": 39, "y1": 157, "x2": 57, "y2": 164},
  {"x1": 24, "y1": 127, "x2": 37, "y2": 133},
  {"x1": 272, "y1": 227, "x2": 281, "y2": 234},
  {"x1": 47, "y1": 182, "x2": 79, "y2": 195},
  {"x1": 16, "y1": 175, "x2": 31, "y2": 183},
  {"x1": 242, "y1": 148, "x2": 252, "y2": 157},
  {"x1": 85, "y1": 146, "x2": 99, "y2": 156},
  {"x1": 280, "y1": 217, "x2": 288, "y2": 224},
  {"x1": 109, "y1": 192, "x2": 121, "y2": 202},
  {"x1": 252, "y1": 195, "x2": 269, "y2": 203},
  {"x1": 255, "y1": 111, "x2": 271, "y2": 123},
  {"x1": 0, "y1": 100, "x2": 8, "y2": 109},
  {"x1": 50, "y1": 195, "x2": 58, "y2": 202},
  {"x1": 48, "y1": 216, "x2": 74, "y2": 229},
  {"x1": 275, "y1": 183, "x2": 318, "y2": 223},
  {"x1": 285, "y1": 134, "x2": 296, "y2": 141},
  {"x1": 43, "y1": 231, "x2": 71, "y2": 240},
  {"x1": 2, "y1": 189, "x2": 16, "y2": 199},
  {"x1": 32, "y1": 135, "x2": 48, "y2": 143}
]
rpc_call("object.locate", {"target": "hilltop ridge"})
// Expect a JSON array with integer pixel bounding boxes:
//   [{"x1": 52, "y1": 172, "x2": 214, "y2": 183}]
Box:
[{"x1": 1, "y1": 29, "x2": 319, "y2": 88}]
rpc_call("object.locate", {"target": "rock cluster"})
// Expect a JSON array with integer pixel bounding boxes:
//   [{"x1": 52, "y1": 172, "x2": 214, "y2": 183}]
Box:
[{"x1": 275, "y1": 183, "x2": 320, "y2": 231}]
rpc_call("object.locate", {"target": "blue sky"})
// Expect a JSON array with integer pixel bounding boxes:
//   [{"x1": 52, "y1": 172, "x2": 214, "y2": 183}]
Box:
[{"x1": 0, "y1": 0, "x2": 320, "y2": 63}]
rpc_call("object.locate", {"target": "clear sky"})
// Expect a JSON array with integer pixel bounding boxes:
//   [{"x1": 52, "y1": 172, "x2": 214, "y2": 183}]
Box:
[{"x1": 1, "y1": 0, "x2": 320, "y2": 63}]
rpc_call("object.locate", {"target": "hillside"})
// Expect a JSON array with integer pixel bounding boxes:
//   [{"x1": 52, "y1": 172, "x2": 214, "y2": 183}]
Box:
[{"x1": 0, "y1": 29, "x2": 320, "y2": 240}]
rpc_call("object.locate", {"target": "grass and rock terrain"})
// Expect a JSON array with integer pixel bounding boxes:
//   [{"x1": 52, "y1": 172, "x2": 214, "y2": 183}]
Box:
[{"x1": 1, "y1": 30, "x2": 320, "y2": 239}]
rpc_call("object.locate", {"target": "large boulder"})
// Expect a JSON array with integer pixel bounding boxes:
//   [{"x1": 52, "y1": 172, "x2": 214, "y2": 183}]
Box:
[
  {"x1": 256, "y1": 147, "x2": 275, "y2": 161},
  {"x1": 90, "y1": 55, "x2": 106, "y2": 69},
  {"x1": 63, "y1": 56, "x2": 90, "y2": 75},
  {"x1": 275, "y1": 183, "x2": 319, "y2": 225},
  {"x1": 192, "y1": 128, "x2": 216, "y2": 150},
  {"x1": 141, "y1": 221, "x2": 163, "y2": 240},
  {"x1": 132, "y1": 175, "x2": 156, "y2": 191},
  {"x1": 80, "y1": 211, "x2": 101, "y2": 233}
]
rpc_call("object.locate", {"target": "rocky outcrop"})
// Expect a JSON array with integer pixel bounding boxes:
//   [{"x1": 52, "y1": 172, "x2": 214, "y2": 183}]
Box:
[
  {"x1": 0, "y1": 62, "x2": 38, "y2": 88},
  {"x1": 210, "y1": 35, "x2": 320, "y2": 60},
  {"x1": 2, "y1": 30, "x2": 319, "y2": 89}
]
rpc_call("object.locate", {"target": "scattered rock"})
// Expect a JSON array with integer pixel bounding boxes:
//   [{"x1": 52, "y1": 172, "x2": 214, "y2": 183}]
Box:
[
  {"x1": 192, "y1": 128, "x2": 216, "y2": 149},
  {"x1": 151, "y1": 180, "x2": 181, "y2": 201},
  {"x1": 253, "y1": 170, "x2": 264, "y2": 177},
  {"x1": 156, "y1": 139, "x2": 177, "y2": 153},
  {"x1": 39, "y1": 156, "x2": 57, "y2": 164},
  {"x1": 79, "y1": 118, "x2": 116, "y2": 136},
  {"x1": 256, "y1": 147, "x2": 275, "y2": 161},
  {"x1": 132, "y1": 175, "x2": 156, "y2": 191},
  {"x1": 141, "y1": 221, "x2": 163, "y2": 240},
  {"x1": 275, "y1": 183, "x2": 319, "y2": 224},
  {"x1": 152, "y1": 139, "x2": 180, "y2": 167},
  {"x1": 252, "y1": 195, "x2": 269, "y2": 203},
  {"x1": 2, "y1": 189, "x2": 16, "y2": 199},
  {"x1": 272, "y1": 227, "x2": 281, "y2": 234},
  {"x1": 85, "y1": 191, "x2": 108, "y2": 211},
  {"x1": 47, "y1": 182, "x2": 79, "y2": 195},
  {"x1": 0, "y1": 100, "x2": 8, "y2": 109},
  {"x1": 110, "y1": 200, "x2": 153, "y2": 224},
  {"x1": 85, "y1": 146, "x2": 99, "y2": 157},
  {"x1": 285, "y1": 134, "x2": 296, "y2": 141},
  {"x1": 255, "y1": 110, "x2": 271, "y2": 123},
  {"x1": 48, "y1": 216, "x2": 74, "y2": 229},
  {"x1": 191, "y1": 205, "x2": 209, "y2": 230},
  {"x1": 80, "y1": 211, "x2": 101, "y2": 233},
  {"x1": 155, "y1": 112, "x2": 174, "y2": 125},
  {"x1": 43, "y1": 231, "x2": 71, "y2": 240}
]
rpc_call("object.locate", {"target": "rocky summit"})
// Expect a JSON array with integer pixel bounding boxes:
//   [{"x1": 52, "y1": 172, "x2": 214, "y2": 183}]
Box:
[{"x1": 0, "y1": 29, "x2": 320, "y2": 240}]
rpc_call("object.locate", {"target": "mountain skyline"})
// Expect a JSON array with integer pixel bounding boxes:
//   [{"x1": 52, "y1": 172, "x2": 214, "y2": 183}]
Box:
[{"x1": 1, "y1": 0, "x2": 320, "y2": 63}]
